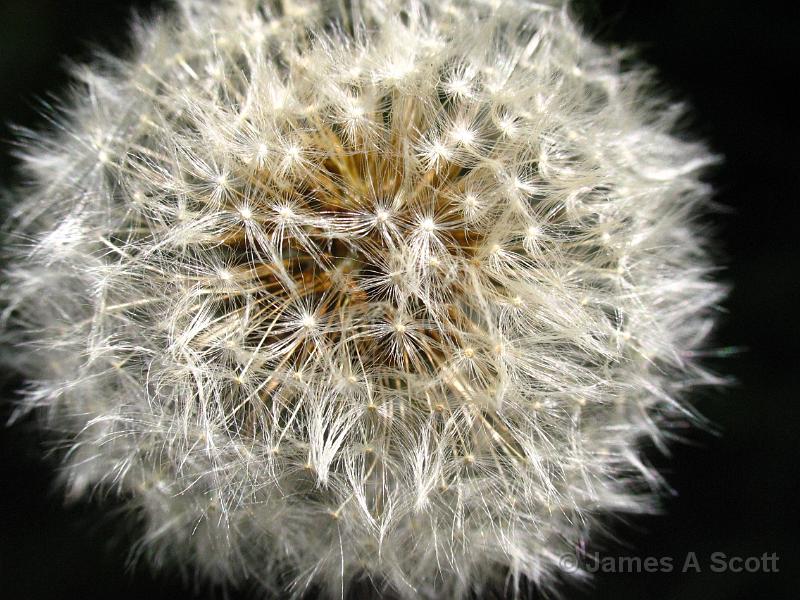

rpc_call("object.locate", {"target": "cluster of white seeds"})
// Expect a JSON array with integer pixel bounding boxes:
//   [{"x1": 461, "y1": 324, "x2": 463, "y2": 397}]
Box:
[{"x1": 1, "y1": 0, "x2": 724, "y2": 597}]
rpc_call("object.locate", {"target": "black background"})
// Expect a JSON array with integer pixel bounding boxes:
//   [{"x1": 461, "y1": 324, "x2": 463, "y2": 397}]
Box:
[{"x1": 0, "y1": 1, "x2": 797, "y2": 598}]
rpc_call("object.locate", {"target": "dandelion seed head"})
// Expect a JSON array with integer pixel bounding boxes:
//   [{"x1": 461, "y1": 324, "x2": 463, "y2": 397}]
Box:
[{"x1": 1, "y1": 0, "x2": 724, "y2": 598}]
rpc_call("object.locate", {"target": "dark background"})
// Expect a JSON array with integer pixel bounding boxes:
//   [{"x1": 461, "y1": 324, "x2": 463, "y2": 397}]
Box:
[{"x1": 0, "y1": 1, "x2": 797, "y2": 598}]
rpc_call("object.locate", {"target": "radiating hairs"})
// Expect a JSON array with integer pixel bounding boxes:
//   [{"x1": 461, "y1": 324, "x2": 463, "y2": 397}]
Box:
[{"x1": 1, "y1": 1, "x2": 724, "y2": 597}]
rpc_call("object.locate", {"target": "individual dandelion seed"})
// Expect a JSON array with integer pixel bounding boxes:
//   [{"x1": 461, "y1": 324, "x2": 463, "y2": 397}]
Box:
[{"x1": 1, "y1": 0, "x2": 725, "y2": 598}]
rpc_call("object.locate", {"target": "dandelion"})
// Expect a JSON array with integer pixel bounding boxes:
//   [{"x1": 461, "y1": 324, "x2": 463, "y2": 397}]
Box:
[{"x1": 1, "y1": 0, "x2": 724, "y2": 597}]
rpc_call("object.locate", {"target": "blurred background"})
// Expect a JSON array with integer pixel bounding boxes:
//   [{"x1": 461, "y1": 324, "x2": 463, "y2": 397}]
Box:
[{"x1": 0, "y1": 1, "x2": 796, "y2": 598}]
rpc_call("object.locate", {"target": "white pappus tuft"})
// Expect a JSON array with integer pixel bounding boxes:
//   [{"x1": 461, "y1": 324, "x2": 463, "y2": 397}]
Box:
[{"x1": 1, "y1": 0, "x2": 725, "y2": 598}]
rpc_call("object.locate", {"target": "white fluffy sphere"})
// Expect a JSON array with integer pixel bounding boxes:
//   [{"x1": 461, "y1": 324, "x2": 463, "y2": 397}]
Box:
[{"x1": 1, "y1": 0, "x2": 723, "y2": 597}]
